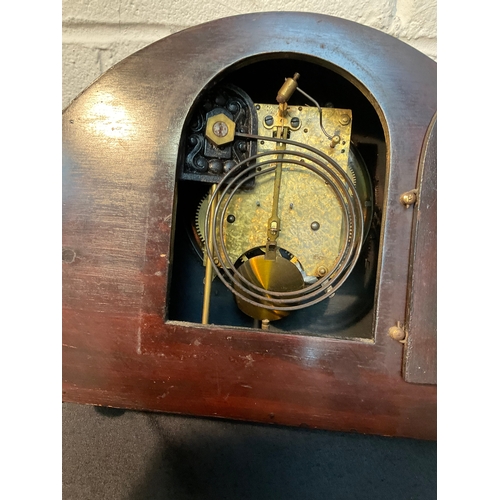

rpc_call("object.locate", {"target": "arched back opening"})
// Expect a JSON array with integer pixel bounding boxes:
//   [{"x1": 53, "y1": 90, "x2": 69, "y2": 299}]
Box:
[{"x1": 167, "y1": 52, "x2": 388, "y2": 340}]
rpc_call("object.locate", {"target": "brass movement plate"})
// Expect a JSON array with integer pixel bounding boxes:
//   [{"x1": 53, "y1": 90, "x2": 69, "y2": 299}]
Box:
[
  {"x1": 221, "y1": 104, "x2": 354, "y2": 278},
  {"x1": 195, "y1": 104, "x2": 374, "y2": 280},
  {"x1": 255, "y1": 104, "x2": 352, "y2": 168}
]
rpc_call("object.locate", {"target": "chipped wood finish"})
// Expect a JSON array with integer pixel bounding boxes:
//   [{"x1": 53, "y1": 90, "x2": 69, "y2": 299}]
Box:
[{"x1": 63, "y1": 13, "x2": 437, "y2": 439}]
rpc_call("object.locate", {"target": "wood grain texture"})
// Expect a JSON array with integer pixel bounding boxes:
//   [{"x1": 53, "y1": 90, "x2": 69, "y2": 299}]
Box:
[
  {"x1": 63, "y1": 13, "x2": 437, "y2": 439},
  {"x1": 404, "y1": 116, "x2": 437, "y2": 384}
]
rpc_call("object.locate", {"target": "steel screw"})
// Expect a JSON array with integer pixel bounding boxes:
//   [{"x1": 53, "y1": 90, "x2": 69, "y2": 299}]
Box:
[
  {"x1": 317, "y1": 266, "x2": 327, "y2": 276},
  {"x1": 264, "y1": 115, "x2": 274, "y2": 126},
  {"x1": 311, "y1": 221, "x2": 320, "y2": 231},
  {"x1": 212, "y1": 121, "x2": 229, "y2": 137},
  {"x1": 290, "y1": 117, "x2": 300, "y2": 128}
]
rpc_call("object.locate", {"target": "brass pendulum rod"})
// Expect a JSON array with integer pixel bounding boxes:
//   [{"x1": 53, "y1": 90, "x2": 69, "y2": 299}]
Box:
[
  {"x1": 202, "y1": 184, "x2": 218, "y2": 324},
  {"x1": 264, "y1": 73, "x2": 300, "y2": 261},
  {"x1": 265, "y1": 138, "x2": 285, "y2": 261}
]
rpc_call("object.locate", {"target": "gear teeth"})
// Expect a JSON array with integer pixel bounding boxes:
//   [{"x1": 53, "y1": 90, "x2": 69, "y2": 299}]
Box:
[
  {"x1": 348, "y1": 164, "x2": 357, "y2": 187},
  {"x1": 194, "y1": 192, "x2": 210, "y2": 247},
  {"x1": 193, "y1": 191, "x2": 226, "y2": 268},
  {"x1": 347, "y1": 151, "x2": 357, "y2": 187}
]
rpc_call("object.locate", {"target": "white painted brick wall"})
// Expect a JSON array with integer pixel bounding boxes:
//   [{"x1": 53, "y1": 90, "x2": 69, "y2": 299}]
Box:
[{"x1": 62, "y1": 0, "x2": 436, "y2": 109}]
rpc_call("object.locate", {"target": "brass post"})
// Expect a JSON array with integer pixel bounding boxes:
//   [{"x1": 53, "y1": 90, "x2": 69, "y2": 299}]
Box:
[{"x1": 202, "y1": 184, "x2": 218, "y2": 324}]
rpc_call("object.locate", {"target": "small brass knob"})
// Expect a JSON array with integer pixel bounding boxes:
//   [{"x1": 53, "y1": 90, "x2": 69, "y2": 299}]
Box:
[
  {"x1": 388, "y1": 323, "x2": 405, "y2": 341},
  {"x1": 400, "y1": 189, "x2": 418, "y2": 208}
]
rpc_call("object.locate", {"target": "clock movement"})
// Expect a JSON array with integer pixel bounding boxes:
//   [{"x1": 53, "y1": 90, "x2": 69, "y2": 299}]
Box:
[{"x1": 170, "y1": 67, "x2": 378, "y2": 338}]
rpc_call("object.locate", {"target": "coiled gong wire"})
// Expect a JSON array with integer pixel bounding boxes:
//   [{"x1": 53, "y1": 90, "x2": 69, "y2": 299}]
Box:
[{"x1": 203, "y1": 133, "x2": 364, "y2": 312}]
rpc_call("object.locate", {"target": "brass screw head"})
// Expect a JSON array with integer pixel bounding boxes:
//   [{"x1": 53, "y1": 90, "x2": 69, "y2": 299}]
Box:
[{"x1": 340, "y1": 114, "x2": 351, "y2": 126}]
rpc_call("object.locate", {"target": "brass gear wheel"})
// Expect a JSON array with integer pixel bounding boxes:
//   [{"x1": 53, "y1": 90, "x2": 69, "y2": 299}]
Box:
[{"x1": 194, "y1": 192, "x2": 209, "y2": 247}]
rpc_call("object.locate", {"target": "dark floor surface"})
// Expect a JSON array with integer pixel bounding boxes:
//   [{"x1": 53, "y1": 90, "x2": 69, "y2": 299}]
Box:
[{"x1": 62, "y1": 402, "x2": 436, "y2": 499}]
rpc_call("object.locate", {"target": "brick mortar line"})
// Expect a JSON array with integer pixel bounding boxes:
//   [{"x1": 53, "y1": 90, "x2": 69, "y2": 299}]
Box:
[
  {"x1": 63, "y1": 23, "x2": 188, "y2": 43},
  {"x1": 62, "y1": 22, "x2": 435, "y2": 36},
  {"x1": 63, "y1": 30, "x2": 436, "y2": 43},
  {"x1": 63, "y1": 21, "x2": 185, "y2": 29}
]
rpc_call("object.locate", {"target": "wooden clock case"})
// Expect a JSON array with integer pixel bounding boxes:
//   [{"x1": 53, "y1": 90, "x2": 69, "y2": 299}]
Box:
[{"x1": 62, "y1": 12, "x2": 437, "y2": 439}]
